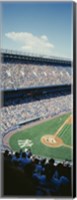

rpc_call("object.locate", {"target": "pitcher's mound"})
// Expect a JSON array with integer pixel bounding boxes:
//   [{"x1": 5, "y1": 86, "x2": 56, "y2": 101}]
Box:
[{"x1": 41, "y1": 135, "x2": 63, "y2": 148}]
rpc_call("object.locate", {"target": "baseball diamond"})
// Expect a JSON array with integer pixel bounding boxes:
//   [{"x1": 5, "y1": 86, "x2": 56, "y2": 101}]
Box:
[{"x1": 3, "y1": 112, "x2": 73, "y2": 161}]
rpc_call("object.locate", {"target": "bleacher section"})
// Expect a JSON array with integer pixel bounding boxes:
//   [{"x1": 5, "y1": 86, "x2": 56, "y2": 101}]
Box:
[
  {"x1": 1, "y1": 94, "x2": 72, "y2": 135},
  {"x1": 1, "y1": 63, "x2": 72, "y2": 89}
]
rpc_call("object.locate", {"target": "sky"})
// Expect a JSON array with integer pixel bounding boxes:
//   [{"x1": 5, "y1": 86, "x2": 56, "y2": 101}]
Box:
[{"x1": 2, "y1": 2, "x2": 73, "y2": 59}]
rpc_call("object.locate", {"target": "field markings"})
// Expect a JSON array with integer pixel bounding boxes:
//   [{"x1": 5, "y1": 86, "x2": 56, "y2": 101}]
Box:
[
  {"x1": 54, "y1": 115, "x2": 72, "y2": 138},
  {"x1": 3, "y1": 113, "x2": 72, "y2": 151},
  {"x1": 53, "y1": 115, "x2": 72, "y2": 149},
  {"x1": 63, "y1": 143, "x2": 73, "y2": 149},
  {"x1": 41, "y1": 115, "x2": 73, "y2": 149},
  {"x1": 18, "y1": 139, "x2": 33, "y2": 151}
]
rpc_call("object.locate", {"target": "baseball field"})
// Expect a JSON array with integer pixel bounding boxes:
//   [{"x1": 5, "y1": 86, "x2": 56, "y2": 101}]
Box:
[{"x1": 5, "y1": 112, "x2": 73, "y2": 161}]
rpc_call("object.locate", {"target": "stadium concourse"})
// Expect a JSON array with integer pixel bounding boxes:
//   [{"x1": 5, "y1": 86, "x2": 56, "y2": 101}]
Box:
[{"x1": 1, "y1": 52, "x2": 73, "y2": 197}]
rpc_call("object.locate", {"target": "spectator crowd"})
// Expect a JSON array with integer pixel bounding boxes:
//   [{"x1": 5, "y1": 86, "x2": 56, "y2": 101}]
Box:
[
  {"x1": 1, "y1": 94, "x2": 72, "y2": 135},
  {"x1": 1, "y1": 63, "x2": 72, "y2": 89},
  {"x1": 3, "y1": 149, "x2": 72, "y2": 197}
]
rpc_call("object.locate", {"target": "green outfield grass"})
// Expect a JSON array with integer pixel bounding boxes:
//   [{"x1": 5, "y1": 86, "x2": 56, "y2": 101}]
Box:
[{"x1": 9, "y1": 112, "x2": 73, "y2": 161}]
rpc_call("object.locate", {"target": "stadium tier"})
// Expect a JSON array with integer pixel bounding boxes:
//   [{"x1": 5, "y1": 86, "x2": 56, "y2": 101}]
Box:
[
  {"x1": 1, "y1": 63, "x2": 72, "y2": 89},
  {"x1": 1, "y1": 94, "x2": 72, "y2": 135},
  {"x1": 3, "y1": 84, "x2": 71, "y2": 106},
  {"x1": 2, "y1": 49, "x2": 71, "y2": 66}
]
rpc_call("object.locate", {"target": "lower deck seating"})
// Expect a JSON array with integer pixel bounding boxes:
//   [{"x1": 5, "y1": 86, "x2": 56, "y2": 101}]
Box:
[{"x1": 2, "y1": 149, "x2": 72, "y2": 197}]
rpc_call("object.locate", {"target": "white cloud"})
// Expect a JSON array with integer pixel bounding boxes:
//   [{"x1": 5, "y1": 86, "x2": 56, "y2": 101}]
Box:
[
  {"x1": 5, "y1": 32, "x2": 54, "y2": 56},
  {"x1": 40, "y1": 35, "x2": 48, "y2": 41}
]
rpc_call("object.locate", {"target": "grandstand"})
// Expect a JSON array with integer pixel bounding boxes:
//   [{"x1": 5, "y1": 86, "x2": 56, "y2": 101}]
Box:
[
  {"x1": 1, "y1": 49, "x2": 72, "y2": 90},
  {"x1": 2, "y1": 49, "x2": 71, "y2": 66},
  {"x1": 1, "y1": 64, "x2": 72, "y2": 90},
  {"x1": 1, "y1": 49, "x2": 72, "y2": 145},
  {"x1": 1, "y1": 50, "x2": 73, "y2": 197}
]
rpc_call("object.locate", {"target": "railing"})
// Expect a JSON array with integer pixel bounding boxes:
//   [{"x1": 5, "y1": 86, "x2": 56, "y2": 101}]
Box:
[{"x1": 1, "y1": 48, "x2": 72, "y2": 62}]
